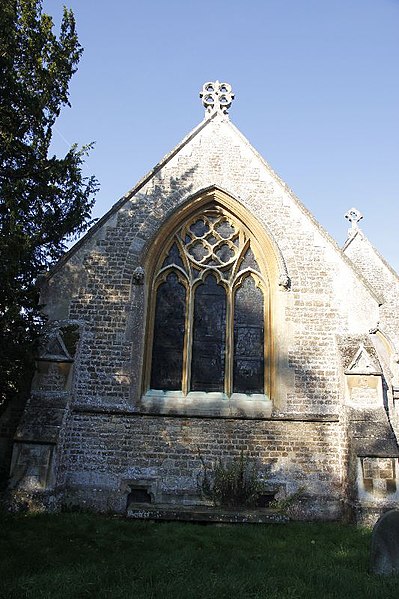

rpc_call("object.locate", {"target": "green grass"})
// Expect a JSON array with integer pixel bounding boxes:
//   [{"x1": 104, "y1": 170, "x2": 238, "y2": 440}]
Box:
[{"x1": 0, "y1": 512, "x2": 398, "y2": 598}]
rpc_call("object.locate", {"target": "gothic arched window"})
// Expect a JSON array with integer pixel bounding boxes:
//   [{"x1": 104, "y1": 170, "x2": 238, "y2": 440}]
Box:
[{"x1": 145, "y1": 204, "x2": 271, "y2": 401}]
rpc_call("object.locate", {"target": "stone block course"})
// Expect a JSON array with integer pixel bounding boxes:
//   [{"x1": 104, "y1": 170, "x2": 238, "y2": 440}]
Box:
[{"x1": 8, "y1": 92, "x2": 399, "y2": 522}]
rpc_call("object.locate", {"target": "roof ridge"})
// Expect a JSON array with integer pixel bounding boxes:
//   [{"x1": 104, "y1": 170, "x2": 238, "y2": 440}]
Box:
[
  {"x1": 224, "y1": 119, "x2": 383, "y2": 305},
  {"x1": 46, "y1": 113, "x2": 220, "y2": 277},
  {"x1": 343, "y1": 227, "x2": 399, "y2": 284}
]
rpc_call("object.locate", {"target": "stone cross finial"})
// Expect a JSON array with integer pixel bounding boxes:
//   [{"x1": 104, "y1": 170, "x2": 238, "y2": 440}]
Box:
[
  {"x1": 345, "y1": 207, "x2": 363, "y2": 236},
  {"x1": 200, "y1": 81, "x2": 234, "y2": 115}
]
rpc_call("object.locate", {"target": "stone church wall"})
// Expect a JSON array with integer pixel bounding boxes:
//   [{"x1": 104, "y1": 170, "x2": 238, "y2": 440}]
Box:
[
  {"x1": 59, "y1": 412, "x2": 343, "y2": 519},
  {"x1": 344, "y1": 231, "x2": 399, "y2": 349},
  {"x1": 41, "y1": 115, "x2": 380, "y2": 417},
  {"x1": 10, "y1": 101, "x2": 395, "y2": 521}
]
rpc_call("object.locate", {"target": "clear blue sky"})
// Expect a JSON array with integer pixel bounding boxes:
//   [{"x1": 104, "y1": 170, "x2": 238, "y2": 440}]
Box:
[{"x1": 44, "y1": 0, "x2": 399, "y2": 272}]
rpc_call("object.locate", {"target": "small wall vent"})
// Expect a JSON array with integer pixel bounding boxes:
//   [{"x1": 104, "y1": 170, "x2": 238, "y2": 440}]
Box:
[{"x1": 127, "y1": 487, "x2": 152, "y2": 509}]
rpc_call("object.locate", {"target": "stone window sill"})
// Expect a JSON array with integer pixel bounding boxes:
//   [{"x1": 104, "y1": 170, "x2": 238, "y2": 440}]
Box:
[{"x1": 139, "y1": 390, "x2": 273, "y2": 419}]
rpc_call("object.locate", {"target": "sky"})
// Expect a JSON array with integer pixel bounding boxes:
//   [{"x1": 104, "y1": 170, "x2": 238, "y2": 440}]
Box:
[{"x1": 44, "y1": 0, "x2": 399, "y2": 272}]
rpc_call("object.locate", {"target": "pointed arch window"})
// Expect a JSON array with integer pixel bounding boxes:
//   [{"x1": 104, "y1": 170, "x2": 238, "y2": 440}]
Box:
[{"x1": 145, "y1": 204, "x2": 271, "y2": 402}]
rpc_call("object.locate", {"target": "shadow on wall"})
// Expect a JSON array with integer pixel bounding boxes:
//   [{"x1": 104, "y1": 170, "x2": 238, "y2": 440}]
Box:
[
  {"x1": 56, "y1": 167, "x2": 198, "y2": 408},
  {"x1": 55, "y1": 161, "x2": 348, "y2": 518},
  {"x1": 11, "y1": 164, "x2": 398, "y2": 523}
]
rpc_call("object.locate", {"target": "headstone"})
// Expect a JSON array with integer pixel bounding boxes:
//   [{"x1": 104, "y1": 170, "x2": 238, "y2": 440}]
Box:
[{"x1": 370, "y1": 510, "x2": 399, "y2": 575}]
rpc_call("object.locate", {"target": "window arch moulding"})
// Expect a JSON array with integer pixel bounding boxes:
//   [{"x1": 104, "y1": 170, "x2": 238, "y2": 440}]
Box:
[{"x1": 140, "y1": 188, "x2": 281, "y2": 419}]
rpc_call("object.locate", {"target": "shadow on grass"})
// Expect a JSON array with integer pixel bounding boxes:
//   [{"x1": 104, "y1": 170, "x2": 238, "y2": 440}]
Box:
[{"x1": 1, "y1": 512, "x2": 399, "y2": 599}]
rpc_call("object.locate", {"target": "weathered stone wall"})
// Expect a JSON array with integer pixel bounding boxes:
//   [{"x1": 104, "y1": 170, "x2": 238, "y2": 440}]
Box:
[
  {"x1": 58, "y1": 411, "x2": 343, "y2": 519},
  {"x1": 343, "y1": 231, "x2": 399, "y2": 349},
  {"x1": 41, "y1": 114, "x2": 379, "y2": 417},
  {"x1": 11, "y1": 111, "x2": 395, "y2": 520},
  {"x1": 343, "y1": 230, "x2": 399, "y2": 459}
]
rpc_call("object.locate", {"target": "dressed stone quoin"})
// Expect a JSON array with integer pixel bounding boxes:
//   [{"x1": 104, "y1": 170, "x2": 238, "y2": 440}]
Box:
[{"x1": 8, "y1": 82, "x2": 399, "y2": 524}]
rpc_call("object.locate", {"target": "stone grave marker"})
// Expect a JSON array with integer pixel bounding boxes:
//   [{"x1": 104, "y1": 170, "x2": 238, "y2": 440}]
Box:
[{"x1": 370, "y1": 510, "x2": 399, "y2": 575}]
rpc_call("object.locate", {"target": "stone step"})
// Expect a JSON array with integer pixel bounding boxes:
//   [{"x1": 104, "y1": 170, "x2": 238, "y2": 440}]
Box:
[{"x1": 127, "y1": 503, "x2": 289, "y2": 524}]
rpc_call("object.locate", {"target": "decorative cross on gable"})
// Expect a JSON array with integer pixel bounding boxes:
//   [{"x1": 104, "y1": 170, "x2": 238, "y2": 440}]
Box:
[
  {"x1": 345, "y1": 207, "x2": 363, "y2": 233},
  {"x1": 200, "y1": 81, "x2": 235, "y2": 115}
]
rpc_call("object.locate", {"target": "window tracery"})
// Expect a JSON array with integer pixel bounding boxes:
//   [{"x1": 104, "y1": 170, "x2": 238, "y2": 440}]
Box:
[{"x1": 147, "y1": 205, "x2": 270, "y2": 399}]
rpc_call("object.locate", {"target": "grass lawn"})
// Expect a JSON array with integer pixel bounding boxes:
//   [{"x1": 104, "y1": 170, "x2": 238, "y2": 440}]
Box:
[{"x1": 1, "y1": 512, "x2": 398, "y2": 598}]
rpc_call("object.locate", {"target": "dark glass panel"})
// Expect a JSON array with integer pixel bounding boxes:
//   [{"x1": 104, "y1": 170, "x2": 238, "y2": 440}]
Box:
[
  {"x1": 206, "y1": 234, "x2": 218, "y2": 245},
  {"x1": 188, "y1": 241, "x2": 209, "y2": 262},
  {"x1": 233, "y1": 277, "x2": 264, "y2": 394},
  {"x1": 191, "y1": 265, "x2": 201, "y2": 278},
  {"x1": 222, "y1": 265, "x2": 234, "y2": 281},
  {"x1": 215, "y1": 220, "x2": 235, "y2": 239},
  {"x1": 204, "y1": 258, "x2": 220, "y2": 266},
  {"x1": 190, "y1": 219, "x2": 209, "y2": 237},
  {"x1": 238, "y1": 246, "x2": 260, "y2": 273},
  {"x1": 150, "y1": 273, "x2": 186, "y2": 390},
  {"x1": 191, "y1": 275, "x2": 226, "y2": 392},
  {"x1": 215, "y1": 242, "x2": 235, "y2": 263},
  {"x1": 161, "y1": 242, "x2": 185, "y2": 270}
]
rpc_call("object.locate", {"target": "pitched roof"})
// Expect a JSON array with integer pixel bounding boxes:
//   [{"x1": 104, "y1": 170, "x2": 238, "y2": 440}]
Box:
[{"x1": 44, "y1": 106, "x2": 384, "y2": 304}]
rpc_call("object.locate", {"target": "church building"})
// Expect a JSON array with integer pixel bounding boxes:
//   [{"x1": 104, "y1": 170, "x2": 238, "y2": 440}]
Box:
[{"x1": 10, "y1": 82, "x2": 399, "y2": 523}]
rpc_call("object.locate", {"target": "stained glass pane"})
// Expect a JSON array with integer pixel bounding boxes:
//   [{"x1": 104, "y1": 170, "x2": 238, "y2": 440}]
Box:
[
  {"x1": 190, "y1": 219, "x2": 210, "y2": 237},
  {"x1": 150, "y1": 273, "x2": 186, "y2": 390},
  {"x1": 204, "y1": 258, "x2": 220, "y2": 267},
  {"x1": 233, "y1": 277, "x2": 264, "y2": 394},
  {"x1": 238, "y1": 246, "x2": 260, "y2": 272},
  {"x1": 206, "y1": 234, "x2": 218, "y2": 245},
  {"x1": 191, "y1": 275, "x2": 226, "y2": 392},
  {"x1": 188, "y1": 241, "x2": 209, "y2": 262},
  {"x1": 215, "y1": 220, "x2": 235, "y2": 239},
  {"x1": 215, "y1": 243, "x2": 235, "y2": 263},
  {"x1": 161, "y1": 242, "x2": 185, "y2": 270}
]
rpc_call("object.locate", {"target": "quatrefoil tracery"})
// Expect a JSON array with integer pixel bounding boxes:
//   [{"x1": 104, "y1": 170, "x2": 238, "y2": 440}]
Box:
[
  {"x1": 158, "y1": 209, "x2": 264, "y2": 288},
  {"x1": 182, "y1": 215, "x2": 241, "y2": 269},
  {"x1": 200, "y1": 81, "x2": 235, "y2": 114}
]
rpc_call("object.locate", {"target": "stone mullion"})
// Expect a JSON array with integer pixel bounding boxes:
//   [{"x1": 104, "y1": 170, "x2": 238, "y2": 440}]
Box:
[
  {"x1": 264, "y1": 287, "x2": 271, "y2": 399},
  {"x1": 144, "y1": 277, "x2": 159, "y2": 392},
  {"x1": 182, "y1": 282, "x2": 194, "y2": 395},
  {"x1": 224, "y1": 284, "x2": 234, "y2": 397}
]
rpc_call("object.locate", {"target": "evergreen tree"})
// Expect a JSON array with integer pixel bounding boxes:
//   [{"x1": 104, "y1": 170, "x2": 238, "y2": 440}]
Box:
[{"x1": 0, "y1": 0, "x2": 98, "y2": 412}]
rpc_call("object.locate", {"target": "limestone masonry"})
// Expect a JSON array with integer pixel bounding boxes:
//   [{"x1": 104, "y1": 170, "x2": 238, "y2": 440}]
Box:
[{"x1": 9, "y1": 82, "x2": 399, "y2": 523}]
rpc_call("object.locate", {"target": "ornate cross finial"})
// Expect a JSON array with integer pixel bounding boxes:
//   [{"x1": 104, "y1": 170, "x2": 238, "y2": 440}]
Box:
[
  {"x1": 200, "y1": 81, "x2": 234, "y2": 116},
  {"x1": 345, "y1": 207, "x2": 363, "y2": 236}
]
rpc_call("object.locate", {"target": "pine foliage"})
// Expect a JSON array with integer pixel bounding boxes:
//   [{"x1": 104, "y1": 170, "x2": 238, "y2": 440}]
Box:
[{"x1": 0, "y1": 0, "x2": 98, "y2": 410}]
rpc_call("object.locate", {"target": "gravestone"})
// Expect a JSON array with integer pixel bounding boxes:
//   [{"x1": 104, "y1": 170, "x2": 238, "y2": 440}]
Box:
[{"x1": 370, "y1": 510, "x2": 399, "y2": 575}]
